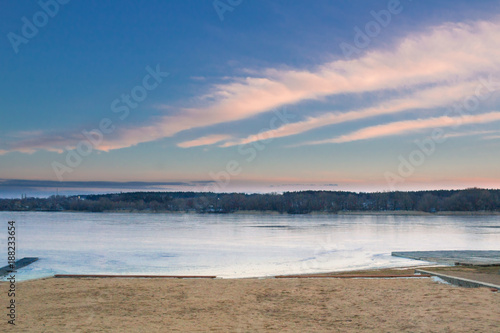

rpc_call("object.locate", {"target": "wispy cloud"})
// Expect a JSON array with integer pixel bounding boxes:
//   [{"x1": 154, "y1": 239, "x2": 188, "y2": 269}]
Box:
[
  {"x1": 3, "y1": 18, "x2": 500, "y2": 154},
  {"x1": 220, "y1": 81, "x2": 481, "y2": 147},
  {"x1": 0, "y1": 179, "x2": 214, "y2": 189},
  {"x1": 177, "y1": 134, "x2": 232, "y2": 148},
  {"x1": 442, "y1": 129, "x2": 499, "y2": 139},
  {"x1": 301, "y1": 111, "x2": 500, "y2": 144},
  {"x1": 0, "y1": 179, "x2": 217, "y2": 198},
  {"x1": 483, "y1": 135, "x2": 500, "y2": 140}
]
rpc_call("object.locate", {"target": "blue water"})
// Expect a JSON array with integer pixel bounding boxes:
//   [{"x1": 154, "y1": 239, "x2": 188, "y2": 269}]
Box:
[{"x1": 1, "y1": 212, "x2": 499, "y2": 280}]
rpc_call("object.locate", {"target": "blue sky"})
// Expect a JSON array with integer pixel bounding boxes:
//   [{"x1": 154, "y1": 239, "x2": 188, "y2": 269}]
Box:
[{"x1": 1, "y1": 0, "x2": 500, "y2": 197}]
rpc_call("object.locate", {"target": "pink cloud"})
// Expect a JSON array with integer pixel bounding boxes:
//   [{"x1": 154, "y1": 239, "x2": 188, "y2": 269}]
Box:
[
  {"x1": 220, "y1": 81, "x2": 480, "y2": 147},
  {"x1": 304, "y1": 111, "x2": 500, "y2": 144},
  {"x1": 93, "y1": 18, "x2": 500, "y2": 151},
  {"x1": 177, "y1": 134, "x2": 232, "y2": 148},
  {"x1": 3, "y1": 18, "x2": 500, "y2": 154}
]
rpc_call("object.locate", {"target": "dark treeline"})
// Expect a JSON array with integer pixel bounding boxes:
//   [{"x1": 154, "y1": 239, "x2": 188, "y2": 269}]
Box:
[{"x1": 1, "y1": 188, "x2": 500, "y2": 214}]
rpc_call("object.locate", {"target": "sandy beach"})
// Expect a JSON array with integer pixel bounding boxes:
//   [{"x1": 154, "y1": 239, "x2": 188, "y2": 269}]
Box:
[{"x1": 2, "y1": 273, "x2": 499, "y2": 332}]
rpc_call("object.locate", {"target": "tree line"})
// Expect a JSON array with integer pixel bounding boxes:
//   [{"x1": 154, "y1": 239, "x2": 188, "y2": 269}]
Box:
[{"x1": 1, "y1": 188, "x2": 500, "y2": 214}]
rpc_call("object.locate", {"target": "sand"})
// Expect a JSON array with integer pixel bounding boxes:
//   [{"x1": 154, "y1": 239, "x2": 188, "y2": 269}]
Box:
[{"x1": 1, "y1": 276, "x2": 499, "y2": 332}]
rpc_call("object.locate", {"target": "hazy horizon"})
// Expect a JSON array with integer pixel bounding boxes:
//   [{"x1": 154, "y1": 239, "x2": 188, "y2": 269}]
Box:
[{"x1": 1, "y1": 178, "x2": 498, "y2": 199}]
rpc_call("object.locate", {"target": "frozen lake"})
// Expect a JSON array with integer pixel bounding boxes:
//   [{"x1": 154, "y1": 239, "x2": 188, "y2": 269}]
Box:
[{"x1": 1, "y1": 212, "x2": 499, "y2": 281}]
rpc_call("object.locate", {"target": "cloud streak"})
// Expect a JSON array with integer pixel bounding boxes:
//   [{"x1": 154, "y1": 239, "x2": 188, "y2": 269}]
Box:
[
  {"x1": 301, "y1": 111, "x2": 500, "y2": 144},
  {"x1": 219, "y1": 81, "x2": 482, "y2": 147},
  {"x1": 0, "y1": 179, "x2": 214, "y2": 189},
  {"x1": 2, "y1": 18, "x2": 500, "y2": 153},
  {"x1": 177, "y1": 134, "x2": 232, "y2": 148}
]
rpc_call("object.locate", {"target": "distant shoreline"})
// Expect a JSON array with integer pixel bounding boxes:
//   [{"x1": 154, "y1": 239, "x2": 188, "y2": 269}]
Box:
[
  {"x1": 2, "y1": 189, "x2": 500, "y2": 215},
  {"x1": 2, "y1": 209, "x2": 500, "y2": 215}
]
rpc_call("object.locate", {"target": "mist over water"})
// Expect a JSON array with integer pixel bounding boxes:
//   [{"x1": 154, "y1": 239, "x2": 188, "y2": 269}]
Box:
[{"x1": 1, "y1": 212, "x2": 499, "y2": 281}]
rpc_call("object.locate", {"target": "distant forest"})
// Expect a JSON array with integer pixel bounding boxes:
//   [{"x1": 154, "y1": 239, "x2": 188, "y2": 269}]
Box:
[{"x1": 1, "y1": 188, "x2": 500, "y2": 214}]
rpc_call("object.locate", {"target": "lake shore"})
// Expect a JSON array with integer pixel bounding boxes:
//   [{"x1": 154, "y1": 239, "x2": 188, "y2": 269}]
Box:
[
  {"x1": 7, "y1": 209, "x2": 500, "y2": 215},
  {"x1": 3, "y1": 267, "x2": 499, "y2": 332}
]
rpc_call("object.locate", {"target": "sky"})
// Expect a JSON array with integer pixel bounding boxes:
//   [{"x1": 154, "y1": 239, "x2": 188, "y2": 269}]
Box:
[{"x1": 1, "y1": 0, "x2": 500, "y2": 197}]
